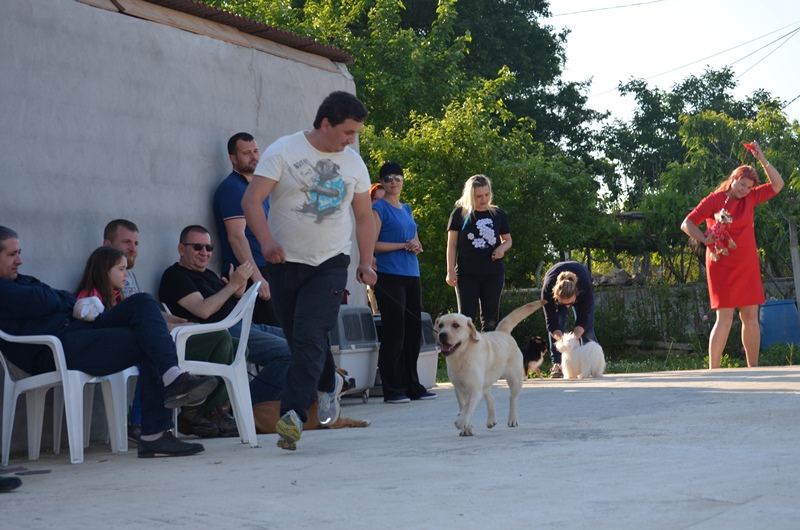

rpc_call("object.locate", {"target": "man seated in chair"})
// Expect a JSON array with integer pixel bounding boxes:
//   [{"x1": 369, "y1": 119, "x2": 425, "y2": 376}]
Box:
[
  {"x1": 0, "y1": 226, "x2": 218, "y2": 458},
  {"x1": 158, "y1": 225, "x2": 290, "y2": 405},
  {"x1": 104, "y1": 219, "x2": 238, "y2": 439}
]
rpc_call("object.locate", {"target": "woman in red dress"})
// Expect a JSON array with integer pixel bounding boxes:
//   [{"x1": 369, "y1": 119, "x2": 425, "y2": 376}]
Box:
[{"x1": 681, "y1": 141, "x2": 784, "y2": 368}]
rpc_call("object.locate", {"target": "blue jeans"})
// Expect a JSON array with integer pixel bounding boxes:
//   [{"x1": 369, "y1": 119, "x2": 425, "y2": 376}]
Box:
[
  {"x1": 548, "y1": 306, "x2": 597, "y2": 365},
  {"x1": 55, "y1": 293, "x2": 176, "y2": 436},
  {"x1": 228, "y1": 322, "x2": 291, "y2": 405},
  {"x1": 265, "y1": 254, "x2": 348, "y2": 423}
]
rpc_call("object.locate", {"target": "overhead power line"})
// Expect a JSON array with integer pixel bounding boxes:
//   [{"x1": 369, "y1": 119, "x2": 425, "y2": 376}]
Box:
[
  {"x1": 783, "y1": 93, "x2": 800, "y2": 110},
  {"x1": 551, "y1": 0, "x2": 666, "y2": 18},
  {"x1": 734, "y1": 28, "x2": 800, "y2": 80},
  {"x1": 587, "y1": 20, "x2": 800, "y2": 99}
]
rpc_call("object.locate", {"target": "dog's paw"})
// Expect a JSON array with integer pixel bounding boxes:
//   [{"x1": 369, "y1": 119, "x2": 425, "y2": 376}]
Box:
[
  {"x1": 508, "y1": 418, "x2": 518, "y2": 428},
  {"x1": 455, "y1": 417, "x2": 474, "y2": 436},
  {"x1": 486, "y1": 419, "x2": 497, "y2": 429}
]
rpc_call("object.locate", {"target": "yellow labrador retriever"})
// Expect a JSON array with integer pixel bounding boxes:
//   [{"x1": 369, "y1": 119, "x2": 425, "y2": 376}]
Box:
[{"x1": 434, "y1": 301, "x2": 546, "y2": 436}]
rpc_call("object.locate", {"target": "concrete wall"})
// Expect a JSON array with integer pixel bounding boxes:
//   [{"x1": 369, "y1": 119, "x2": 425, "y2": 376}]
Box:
[{"x1": 0, "y1": 0, "x2": 366, "y2": 456}]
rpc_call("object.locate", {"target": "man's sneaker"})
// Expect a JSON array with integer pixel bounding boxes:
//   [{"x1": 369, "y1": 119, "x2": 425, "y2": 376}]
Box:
[
  {"x1": 275, "y1": 410, "x2": 303, "y2": 451},
  {"x1": 416, "y1": 392, "x2": 438, "y2": 400},
  {"x1": 384, "y1": 395, "x2": 411, "y2": 404},
  {"x1": 317, "y1": 372, "x2": 343, "y2": 426},
  {"x1": 127, "y1": 422, "x2": 142, "y2": 444},
  {"x1": 163, "y1": 372, "x2": 218, "y2": 409},
  {"x1": 137, "y1": 431, "x2": 204, "y2": 458},
  {"x1": 550, "y1": 363, "x2": 564, "y2": 379}
]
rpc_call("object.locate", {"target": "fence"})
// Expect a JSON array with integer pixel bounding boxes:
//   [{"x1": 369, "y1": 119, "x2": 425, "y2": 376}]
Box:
[{"x1": 499, "y1": 279, "x2": 796, "y2": 356}]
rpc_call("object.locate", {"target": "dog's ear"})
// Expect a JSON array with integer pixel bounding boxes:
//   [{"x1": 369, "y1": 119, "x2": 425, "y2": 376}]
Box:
[{"x1": 467, "y1": 319, "x2": 481, "y2": 343}]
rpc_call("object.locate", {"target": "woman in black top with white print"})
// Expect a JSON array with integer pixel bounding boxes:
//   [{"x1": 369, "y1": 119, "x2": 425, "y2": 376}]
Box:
[{"x1": 446, "y1": 174, "x2": 512, "y2": 331}]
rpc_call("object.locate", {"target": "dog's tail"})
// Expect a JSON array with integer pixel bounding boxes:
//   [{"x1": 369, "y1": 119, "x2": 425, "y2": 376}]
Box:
[{"x1": 496, "y1": 300, "x2": 546, "y2": 334}]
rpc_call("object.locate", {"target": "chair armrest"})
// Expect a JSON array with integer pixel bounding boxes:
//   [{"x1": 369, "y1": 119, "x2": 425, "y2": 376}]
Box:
[{"x1": 0, "y1": 330, "x2": 70, "y2": 373}]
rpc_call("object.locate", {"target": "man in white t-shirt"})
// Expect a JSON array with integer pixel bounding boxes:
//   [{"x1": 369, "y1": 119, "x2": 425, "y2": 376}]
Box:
[{"x1": 242, "y1": 91, "x2": 377, "y2": 451}]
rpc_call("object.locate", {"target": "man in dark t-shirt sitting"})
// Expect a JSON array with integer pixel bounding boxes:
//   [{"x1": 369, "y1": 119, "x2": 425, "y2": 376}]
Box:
[{"x1": 159, "y1": 225, "x2": 290, "y2": 404}]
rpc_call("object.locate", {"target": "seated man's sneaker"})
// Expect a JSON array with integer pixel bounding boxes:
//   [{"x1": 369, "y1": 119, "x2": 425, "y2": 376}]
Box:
[
  {"x1": 138, "y1": 431, "x2": 204, "y2": 458},
  {"x1": 316, "y1": 372, "x2": 343, "y2": 426},
  {"x1": 275, "y1": 410, "x2": 302, "y2": 451},
  {"x1": 163, "y1": 372, "x2": 218, "y2": 408}
]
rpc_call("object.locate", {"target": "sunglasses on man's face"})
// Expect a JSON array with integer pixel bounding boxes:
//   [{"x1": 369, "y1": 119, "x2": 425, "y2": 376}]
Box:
[
  {"x1": 182, "y1": 243, "x2": 214, "y2": 252},
  {"x1": 381, "y1": 175, "x2": 403, "y2": 183}
]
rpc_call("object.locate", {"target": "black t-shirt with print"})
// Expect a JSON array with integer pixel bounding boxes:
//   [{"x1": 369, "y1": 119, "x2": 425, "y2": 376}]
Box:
[{"x1": 448, "y1": 207, "x2": 511, "y2": 276}]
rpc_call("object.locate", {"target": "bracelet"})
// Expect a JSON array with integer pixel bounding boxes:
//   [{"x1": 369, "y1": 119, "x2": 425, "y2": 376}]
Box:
[{"x1": 762, "y1": 161, "x2": 770, "y2": 168}]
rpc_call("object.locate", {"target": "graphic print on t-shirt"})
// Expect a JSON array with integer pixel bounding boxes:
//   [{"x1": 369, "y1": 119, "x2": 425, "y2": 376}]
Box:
[
  {"x1": 467, "y1": 218, "x2": 497, "y2": 249},
  {"x1": 289, "y1": 157, "x2": 347, "y2": 224}
]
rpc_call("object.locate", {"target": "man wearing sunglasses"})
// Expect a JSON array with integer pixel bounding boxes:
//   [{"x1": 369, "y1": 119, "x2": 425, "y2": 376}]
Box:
[
  {"x1": 159, "y1": 225, "x2": 291, "y2": 405},
  {"x1": 105, "y1": 219, "x2": 240, "y2": 439}
]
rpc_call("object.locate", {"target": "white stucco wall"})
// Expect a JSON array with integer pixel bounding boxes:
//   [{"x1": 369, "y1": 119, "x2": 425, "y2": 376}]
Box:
[{"x1": 0, "y1": 0, "x2": 367, "y2": 303}]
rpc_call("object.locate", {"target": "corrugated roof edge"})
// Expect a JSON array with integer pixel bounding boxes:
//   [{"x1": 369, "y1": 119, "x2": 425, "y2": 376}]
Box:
[{"x1": 143, "y1": 0, "x2": 354, "y2": 64}]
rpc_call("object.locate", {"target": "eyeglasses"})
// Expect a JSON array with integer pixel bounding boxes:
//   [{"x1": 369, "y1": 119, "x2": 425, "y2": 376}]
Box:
[
  {"x1": 181, "y1": 243, "x2": 214, "y2": 252},
  {"x1": 381, "y1": 175, "x2": 403, "y2": 183},
  {"x1": 472, "y1": 177, "x2": 488, "y2": 187}
]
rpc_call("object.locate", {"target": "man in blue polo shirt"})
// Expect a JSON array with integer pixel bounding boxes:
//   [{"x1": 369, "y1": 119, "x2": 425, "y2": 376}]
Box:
[{"x1": 213, "y1": 132, "x2": 278, "y2": 326}]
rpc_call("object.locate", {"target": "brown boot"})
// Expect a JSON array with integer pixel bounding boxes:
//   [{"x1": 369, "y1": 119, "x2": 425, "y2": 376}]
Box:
[
  {"x1": 177, "y1": 404, "x2": 220, "y2": 438},
  {"x1": 205, "y1": 403, "x2": 239, "y2": 438}
]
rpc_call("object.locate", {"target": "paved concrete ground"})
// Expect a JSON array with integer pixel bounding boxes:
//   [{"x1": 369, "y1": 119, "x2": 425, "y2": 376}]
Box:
[{"x1": 3, "y1": 366, "x2": 800, "y2": 529}]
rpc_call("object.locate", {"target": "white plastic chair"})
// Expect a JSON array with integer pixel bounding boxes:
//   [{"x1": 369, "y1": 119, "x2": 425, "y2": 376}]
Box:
[
  {"x1": 170, "y1": 281, "x2": 260, "y2": 447},
  {"x1": 53, "y1": 365, "x2": 139, "y2": 455},
  {"x1": 0, "y1": 330, "x2": 131, "y2": 465}
]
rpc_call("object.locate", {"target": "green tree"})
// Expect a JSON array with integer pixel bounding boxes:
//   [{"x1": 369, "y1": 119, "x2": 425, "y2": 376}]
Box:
[
  {"x1": 602, "y1": 67, "x2": 771, "y2": 210},
  {"x1": 400, "y1": 0, "x2": 606, "y2": 156}
]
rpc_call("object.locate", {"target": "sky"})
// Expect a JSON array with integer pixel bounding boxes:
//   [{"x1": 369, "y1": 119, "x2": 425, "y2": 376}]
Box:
[{"x1": 546, "y1": 0, "x2": 800, "y2": 124}]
